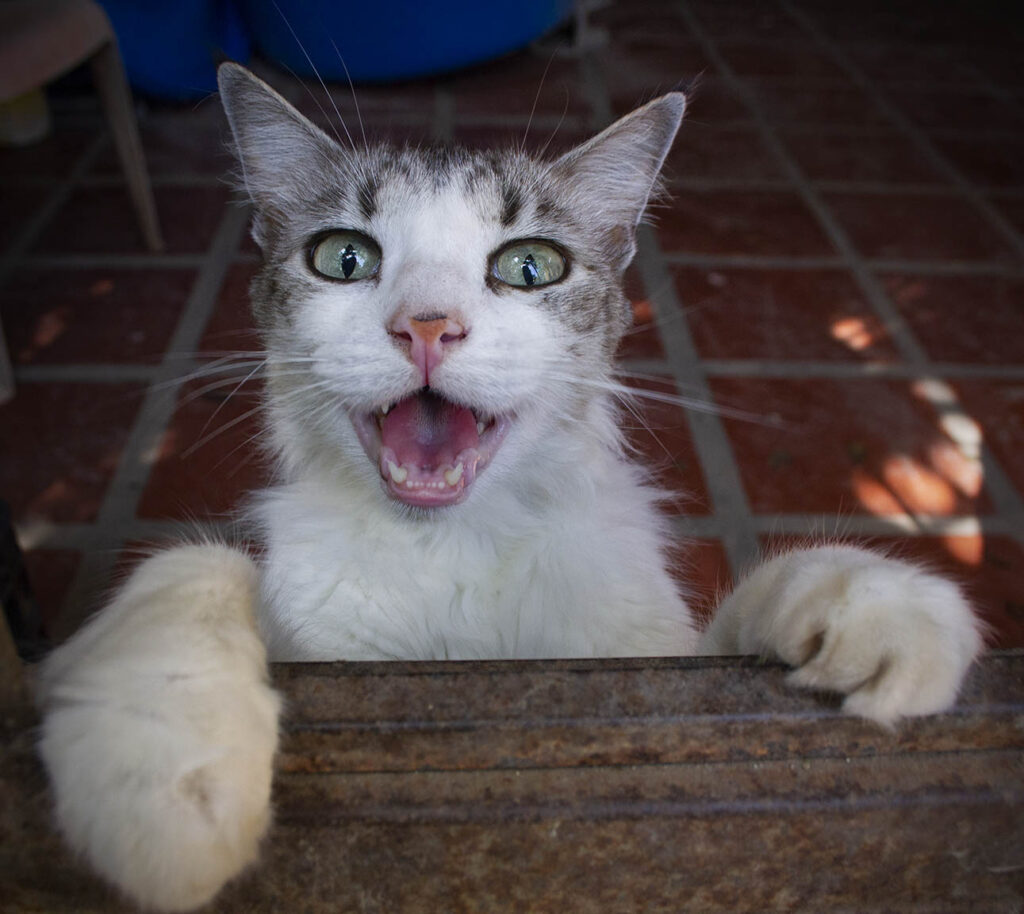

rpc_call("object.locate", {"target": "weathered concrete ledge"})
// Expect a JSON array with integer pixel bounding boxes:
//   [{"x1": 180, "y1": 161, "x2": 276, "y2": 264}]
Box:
[{"x1": 4, "y1": 652, "x2": 1023, "y2": 912}]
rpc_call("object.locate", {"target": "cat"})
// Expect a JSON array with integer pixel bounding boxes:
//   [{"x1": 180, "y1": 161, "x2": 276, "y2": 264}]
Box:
[{"x1": 34, "y1": 62, "x2": 983, "y2": 912}]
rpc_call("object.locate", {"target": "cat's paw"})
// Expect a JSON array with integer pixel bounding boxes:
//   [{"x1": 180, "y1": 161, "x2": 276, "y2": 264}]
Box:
[
  {"x1": 707, "y1": 546, "x2": 984, "y2": 725},
  {"x1": 36, "y1": 545, "x2": 281, "y2": 912}
]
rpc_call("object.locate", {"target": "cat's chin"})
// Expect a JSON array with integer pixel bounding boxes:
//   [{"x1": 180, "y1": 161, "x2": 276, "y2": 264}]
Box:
[{"x1": 349, "y1": 389, "x2": 512, "y2": 508}]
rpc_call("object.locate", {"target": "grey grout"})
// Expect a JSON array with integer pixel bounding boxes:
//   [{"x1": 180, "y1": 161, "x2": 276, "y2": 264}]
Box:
[
  {"x1": 634, "y1": 224, "x2": 763, "y2": 578},
  {"x1": 678, "y1": 0, "x2": 1024, "y2": 554},
  {"x1": 776, "y1": 0, "x2": 1024, "y2": 549},
  {"x1": 781, "y1": 1, "x2": 1024, "y2": 266},
  {"x1": 0, "y1": 131, "x2": 107, "y2": 290},
  {"x1": 582, "y1": 40, "x2": 764, "y2": 580},
  {"x1": 52, "y1": 204, "x2": 251, "y2": 640}
]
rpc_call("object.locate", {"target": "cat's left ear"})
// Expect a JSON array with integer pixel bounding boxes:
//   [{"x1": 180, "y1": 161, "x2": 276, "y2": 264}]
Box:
[{"x1": 549, "y1": 93, "x2": 685, "y2": 270}]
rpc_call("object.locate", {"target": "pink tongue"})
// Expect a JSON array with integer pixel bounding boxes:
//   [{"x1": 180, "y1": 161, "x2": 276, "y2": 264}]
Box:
[{"x1": 380, "y1": 391, "x2": 479, "y2": 469}]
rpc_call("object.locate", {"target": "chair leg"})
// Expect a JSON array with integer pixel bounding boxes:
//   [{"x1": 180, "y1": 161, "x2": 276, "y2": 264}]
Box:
[{"x1": 89, "y1": 40, "x2": 164, "y2": 252}]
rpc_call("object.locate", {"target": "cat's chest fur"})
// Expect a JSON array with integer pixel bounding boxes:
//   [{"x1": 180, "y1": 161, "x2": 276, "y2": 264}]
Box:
[{"x1": 255, "y1": 460, "x2": 697, "y2": 661}]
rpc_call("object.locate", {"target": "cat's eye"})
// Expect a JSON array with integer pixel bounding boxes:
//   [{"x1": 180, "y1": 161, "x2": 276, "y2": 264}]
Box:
[
  {"x1": 492, "y1": 241, "x2": 566, "y2": 288},
  {"x1": 310, "y1": 231, "x2": 381, "y2": 281}
]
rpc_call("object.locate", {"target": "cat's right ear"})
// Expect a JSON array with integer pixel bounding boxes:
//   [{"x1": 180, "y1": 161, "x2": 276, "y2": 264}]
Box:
[{"x1": 217, "y1": 62, "x2": 342, "y2": 211}]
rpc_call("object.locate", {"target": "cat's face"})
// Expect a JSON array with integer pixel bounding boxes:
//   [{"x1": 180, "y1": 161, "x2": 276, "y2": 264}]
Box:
[{"x1": 218, "y1": 64, "x2": 683, "y2": 511}]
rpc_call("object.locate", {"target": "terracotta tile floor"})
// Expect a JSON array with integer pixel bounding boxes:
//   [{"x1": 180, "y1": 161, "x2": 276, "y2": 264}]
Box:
[{"x1": 1, "y1": 0, "x2": 1022, "y2": 649}]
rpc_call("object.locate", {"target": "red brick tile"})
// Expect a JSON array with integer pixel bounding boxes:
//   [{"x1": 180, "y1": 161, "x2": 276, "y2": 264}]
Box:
[
  {"x1": 756, "y1": 533, "x2": 1024, "y2": 650},
  {"x1": 443, "y1": 54, "x2": 590, "y2": 118},
  {"x1": 823, "y1": 192, "x2": 1018, "y2": 262},
  {"x1": 988, "y1": 194, "x2": 1024, "y2": 235},
  {"x1": 33, "y1": 185, "x2": 229, "y2": 255},
  {"x1": 347, "y1": 118, "x2": 434, "y2": 147},
  {"x1": 671, "y1": 537, "x2": 732, "y2": 627},
  {"x1": 929, "y1": 137, "x2": 1024, "y2": 189},
  {"x1": 888, "y1": 88, "x2": 1024, "y2": 133},
  {"x1": 294, "y1": 80, "x2": 435, "y2": 120},
  {"x1": 883, "y1": 274, "x2": 1024, "y2": 363},
  {"x1": 781, "y1": 129, "x2": 945, "y2": 184},
  {"x1": 668, "y1": 124, "x2": 786, "y2": 181},
  {"x1": 659, "y1": 190, "x2": 835, "y2": 256},
  {"x1": 712, "y1": 377, "x2": 991, "y2": 516},
  {"x1": 624, "y1": 377, "x2": 712, "y2": 516},
  {"x1": 716, "y1": 40, "x2": 847, "y2": 79},
  {"x1": 596, "y1": 43, "x2": 710, "y2": 116},
  {"x1": 0, "y1": 382, "x2": 144, "y2": 522},
  {"x1": 0, "y1": 185, "x2": 48, "y2": 251},
  {"x1": 674, "y1": 267, "x2": 900, "y2": 361},
  {"x1": 198, "y1": 263, "x2": 262, "y2": 355},
  {"x1": 0, "y1": 127, "x2": 99, "y2": 178},
  {"x1": 591, "y1": 1, "x2": 692, "y2": 45},
  {"x1": 451, "y1": 123, "x2": 590, "y2": 158},
  {"x1": 91, "y1": 106, "x2": 231, "y2": 177},
  {"x1": 2, "y1": 268, "x2": 192, "y2": 364},
  {"x1": 844, "y1": 42, "x2": 984, "y2": 85},
  {"x1": 952, "y1": 379, "x2": 1024, "y2": 496},
  {"x1": 616, "y1": 266, "x2": 664, "y2": 360},
  {"x1": 22, "y1": 548, "x2": 81, "y2": 633},
  {"x1": 682, "y1": 78, "x2": 753, "y2": 124},
  {"x1": 687, "y1": 1, "x2": 807, "y2": 41},
  {"x1": 747, "y1": 83, "x2": 891, "y2": 126},
  {"x1": 136, "y1": 379, "x2": 269, "y2": 520}
]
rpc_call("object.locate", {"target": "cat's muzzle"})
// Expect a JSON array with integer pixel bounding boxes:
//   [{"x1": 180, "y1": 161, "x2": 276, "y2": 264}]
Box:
[{"x1": 350, "y1": 389, "x2": 510, "y2": 507}]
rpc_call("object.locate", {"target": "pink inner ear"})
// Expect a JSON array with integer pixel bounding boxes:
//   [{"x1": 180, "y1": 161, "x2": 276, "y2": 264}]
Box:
[{"x1": 380, "y1": 391, "x2": 479, "y2": 470}]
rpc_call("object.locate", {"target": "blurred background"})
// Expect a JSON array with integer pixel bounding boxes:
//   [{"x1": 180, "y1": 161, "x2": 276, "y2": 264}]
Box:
[{"x1": 1, "y1": 0, "x2": 1022, "y2": 656}]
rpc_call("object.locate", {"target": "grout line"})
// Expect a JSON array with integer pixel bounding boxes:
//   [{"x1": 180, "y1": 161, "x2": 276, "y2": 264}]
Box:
[
  {"x1": 634, "y1": 225, "x2": 763, "y2": 578},
  {"x1": 52, "y1": 203, "x2": 251, "y2": 640},
  {"x1": 581, "y1": 41, "x2": 763, "y2": 579},
  {"x1": 0, "y1": 131, "x2": 107, "y2": 290},
  {"x1": 14, "y1": 364, "x2": 164, "y2": 384},
  {"x1": 700, "y1": 361, "x2": 1024, "y2": 381},
  {"x1": 775, "y1": 0, "x2": 1024, "y2": 549},
  {"x1": 678, "y1": 0, "x2": 1024, "y2": 554},
  {"x1": 781, "y1": 1, "x2": 1024, "y2": 266},
  {"x1": 22, "y1": 253, "x2": 209, "y2": 269}
]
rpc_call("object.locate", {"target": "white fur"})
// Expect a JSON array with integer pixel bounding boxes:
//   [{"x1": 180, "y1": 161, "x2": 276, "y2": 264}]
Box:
[
  {"x1": 37, "y1": 545, "x2": 280, "y2": 912},
  {"x1": 700, "y1": 545, "x2": 984, "y2": 724},
  {"x1": 35, "y1": 69, "x2": 984, "y2": 912}
]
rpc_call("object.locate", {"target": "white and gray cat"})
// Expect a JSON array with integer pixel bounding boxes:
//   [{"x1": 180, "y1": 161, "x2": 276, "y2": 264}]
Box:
[{"x1": 35, "y1": 63, "x2": 982, "y2": 912}]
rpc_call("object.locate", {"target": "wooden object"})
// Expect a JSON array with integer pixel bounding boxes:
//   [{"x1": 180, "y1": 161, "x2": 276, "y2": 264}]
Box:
[{"x1": 3, "y1": 653, "x2": 1023, "y2": 911}]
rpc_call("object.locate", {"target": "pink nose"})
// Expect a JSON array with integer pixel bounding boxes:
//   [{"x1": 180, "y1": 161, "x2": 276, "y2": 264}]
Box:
[{"x1": 388, "y1": 312, "x2": 468, "y2": 385}]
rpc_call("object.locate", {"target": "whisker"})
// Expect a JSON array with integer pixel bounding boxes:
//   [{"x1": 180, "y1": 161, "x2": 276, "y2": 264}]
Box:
[
  {"x1": 270, "y1": 0, "x2": 355, "y2": 150},
  {"x1": 522, "y1": 50, "x2": 557, "y2": 154},
  {"x1": 329, "y1": 37, "x2": 367, "y2": 149}
]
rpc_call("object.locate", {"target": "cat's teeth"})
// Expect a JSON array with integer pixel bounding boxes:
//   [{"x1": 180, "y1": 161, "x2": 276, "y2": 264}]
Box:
[
  {"x1": 381, "y1": 403, "x2": 391, "y2": 416},
  {"x1": 387, "y1": 460, "x2": 408, "y2": 484},
  {"x1": 444, "y1": 463, "x2": 464, "y2": 486},
  {"x1": 476, "y1": 421, "x2": 485, "y2": 435}
]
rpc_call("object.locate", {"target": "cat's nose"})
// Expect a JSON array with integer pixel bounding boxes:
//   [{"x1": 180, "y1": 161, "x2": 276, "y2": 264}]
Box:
[{"x1": 388, "y1": 311, "x2": 468, "y2": 385}]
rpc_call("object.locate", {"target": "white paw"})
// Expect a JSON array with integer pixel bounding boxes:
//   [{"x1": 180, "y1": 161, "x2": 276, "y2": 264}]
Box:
[
  {"x1": 719, "y1": 546, "x2": 984, "y2": 725},
  {"x1": 36, "y1": 545, "x2": 281, "y2": 912}
]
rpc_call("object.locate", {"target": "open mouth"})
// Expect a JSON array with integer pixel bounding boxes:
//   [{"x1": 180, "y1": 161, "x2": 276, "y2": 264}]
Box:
[{"x1": 351, "y1": 389, "x2": 511, "y2": 507}]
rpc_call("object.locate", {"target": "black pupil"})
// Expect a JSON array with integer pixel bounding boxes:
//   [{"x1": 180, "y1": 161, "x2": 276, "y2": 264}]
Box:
[
  {"x1": 522, "y1": 253, "x2": 538, "y2": 286},
  {"x1": 341, "y1": 243, "x2": 358, "y2": 278}
]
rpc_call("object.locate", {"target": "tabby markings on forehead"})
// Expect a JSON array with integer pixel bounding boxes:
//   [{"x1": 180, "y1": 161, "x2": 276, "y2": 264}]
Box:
[
  {"x1": 500, "y1": 183, "x2": 523, "y2": 228},
  {"x1": 356, "y1": 177, "x2": 378, "y2": 221}
]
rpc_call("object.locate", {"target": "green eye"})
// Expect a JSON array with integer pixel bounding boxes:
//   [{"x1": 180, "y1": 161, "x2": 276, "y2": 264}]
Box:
[
  {"x1": 493, "y1": 241, "x2": 566, "y2": 288},
  {"x1": 310, "y1": 231, "x2": 381, "y2": 281}
]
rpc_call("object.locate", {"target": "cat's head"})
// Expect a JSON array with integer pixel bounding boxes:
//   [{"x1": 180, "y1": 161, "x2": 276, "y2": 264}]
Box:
[{"x1": 218, "y1": 63, "x2": 683, "y2": 513}]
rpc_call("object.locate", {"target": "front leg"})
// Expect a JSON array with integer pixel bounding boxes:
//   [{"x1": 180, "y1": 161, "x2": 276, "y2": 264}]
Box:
[
  {"x1": 36, "y1": 544, "x2": 280, "y2": 912},
  {"x1": 699, "y1": 545, "x2": 984, "y2": 724}
]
